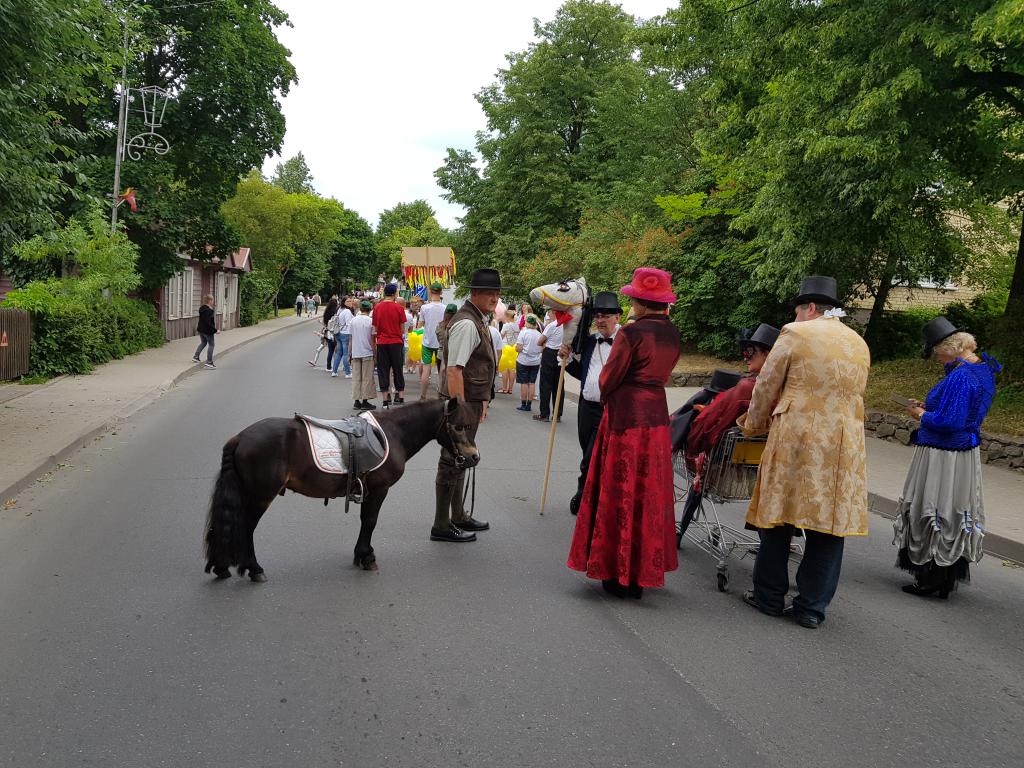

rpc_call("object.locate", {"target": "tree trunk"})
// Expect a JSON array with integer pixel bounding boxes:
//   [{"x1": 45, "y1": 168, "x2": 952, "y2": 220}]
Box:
[
  {"x1": 1005, "y1": 214, "x2": 1024, "y2": 317},
  {"x1": 864, "y1": 255, "x2": 897, "y2": 351}
]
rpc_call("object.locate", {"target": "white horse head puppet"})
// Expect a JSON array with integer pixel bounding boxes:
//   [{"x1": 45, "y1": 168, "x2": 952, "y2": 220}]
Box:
[{"x1": 529, "y1": 277, "x2": 593, "y2": 355}]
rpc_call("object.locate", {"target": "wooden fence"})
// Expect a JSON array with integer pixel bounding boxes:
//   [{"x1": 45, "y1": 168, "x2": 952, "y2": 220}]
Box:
[{"x1": 0, "y1": 308, "x2": 31, "y2": 380}]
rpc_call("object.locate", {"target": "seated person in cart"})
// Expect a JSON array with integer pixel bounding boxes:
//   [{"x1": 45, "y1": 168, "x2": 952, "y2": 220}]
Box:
[{"x1": 677, "y1": 323, "x2": 779, "y2": 539}]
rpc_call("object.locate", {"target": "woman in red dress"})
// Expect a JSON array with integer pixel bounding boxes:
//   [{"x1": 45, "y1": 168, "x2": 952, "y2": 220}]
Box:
[{"x1": 567, "y1": 268, "x2": 681, "y2": 598}]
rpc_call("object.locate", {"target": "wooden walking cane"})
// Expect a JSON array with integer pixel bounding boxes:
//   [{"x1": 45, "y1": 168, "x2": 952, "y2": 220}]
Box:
[{"x1": 539, "y1": 354, "x2": 569, "y2": 515}]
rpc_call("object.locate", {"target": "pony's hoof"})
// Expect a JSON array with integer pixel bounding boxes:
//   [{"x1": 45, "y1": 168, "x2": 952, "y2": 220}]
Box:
[
  {"x1": 362, "y1": 560, "x2": 379, "y2": 571},
  {"x1": 249, "y1": 571, "x2": 267, "y2": 583},
  {"x1": 213, "y1": 567, "x2": 231, "y2": 580}
]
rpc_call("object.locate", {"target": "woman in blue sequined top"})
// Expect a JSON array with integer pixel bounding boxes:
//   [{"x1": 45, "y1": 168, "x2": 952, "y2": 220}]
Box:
[{"x1": 893, "y1": 317, "x2": 1001, "y2": 600}]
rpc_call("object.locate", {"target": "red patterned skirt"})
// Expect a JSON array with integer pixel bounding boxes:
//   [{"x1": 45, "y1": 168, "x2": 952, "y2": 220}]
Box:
[{"x1": 567, "y1": 418, "x2": 678, "y2": 588}]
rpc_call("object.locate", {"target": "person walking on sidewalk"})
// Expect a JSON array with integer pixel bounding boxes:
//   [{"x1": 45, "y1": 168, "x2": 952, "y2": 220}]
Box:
[
  {"x1": 349, "y1": 300, "x2": 377, "y2": 410},
  {"x1": 738, "y1": 276, "x2": 870, "y2": 629},
  {"x1": 565, "y1": 291, "x2": 621, "y2": 515},
  {"x1": 431, "y1": 268, "x2": 500, "y2": 543},
  {"x1": 192, "y1": 294, "x2": 218, "y2": 369},
  {"x1": 567, "y1": 269, "x2": 681, "y2": 598},
  {"x1": 372, "y1": 284, "x2": 408, "y2": 407},
  {"x1": 331, "y1": 296, "x2": 354, "y2": 378},
  {"x1": 295, "y1": 292, "x2": 305, "y2": 317},
  {"x1": 894, "y1": 317, "x2": 1001, "y2": 599},
  {"x1": 418, "y1": 282, "x2": 446, "y2": 400},
  {"x1": 534, "y1": 312, "x2": 565, "y2": 422}
]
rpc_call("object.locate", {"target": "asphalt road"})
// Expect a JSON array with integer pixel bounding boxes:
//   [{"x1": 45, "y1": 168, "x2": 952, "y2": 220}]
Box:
[{"x1": 1, "y1": 322, "x2": 1022, "y2": 768}]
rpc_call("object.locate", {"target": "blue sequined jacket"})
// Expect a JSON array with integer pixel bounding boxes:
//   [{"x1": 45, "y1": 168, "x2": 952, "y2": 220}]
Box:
[{"x1": 914, "y1": 354, "x2": 1000, "y2": 451}]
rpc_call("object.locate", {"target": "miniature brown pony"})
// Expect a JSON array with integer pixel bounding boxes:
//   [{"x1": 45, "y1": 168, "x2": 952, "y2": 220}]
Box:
[{"x1": 204, "y1": 398, "x2": 478, "y2": 581}]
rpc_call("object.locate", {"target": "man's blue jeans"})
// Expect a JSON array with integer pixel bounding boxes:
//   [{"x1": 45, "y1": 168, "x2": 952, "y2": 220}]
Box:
[
  {"x1": 752, "y1": 525, "x2": 845, "y2": 622},
  {"x1": 332, "y1": 334, "x2": 351, "y2": 375}
]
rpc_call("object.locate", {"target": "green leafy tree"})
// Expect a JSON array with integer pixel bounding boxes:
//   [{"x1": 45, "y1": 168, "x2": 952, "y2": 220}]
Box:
[
  {"x1": 272, "y1": 152, "x2": 315, "y2": 194},
  {"x1": 86, "y1": 0, "x2": 297, "y2": 289},
  {"x1": 0, "y1": 1, "x2": 119, "y2": 263}
]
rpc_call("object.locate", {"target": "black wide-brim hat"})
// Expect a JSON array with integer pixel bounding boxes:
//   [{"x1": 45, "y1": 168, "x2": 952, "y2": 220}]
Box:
[
  {"x1": 793, "y1": 275, "x2": 841, "y2": 308},
  {"x1": 921, "y1": 315, "x2": 960, "y2": 359},
  {"x1": 708, "y1": 368, "x2": 742, "y2": 394},
  {"x1": 592, "y1": 291, "x2": 622, "y2": 313},
  {"x1": 742, "y1": 323, "x2": 780, "y2": 351},
  {"x1": 468, "y1": 268, "x2": 501, "y2": 291}
]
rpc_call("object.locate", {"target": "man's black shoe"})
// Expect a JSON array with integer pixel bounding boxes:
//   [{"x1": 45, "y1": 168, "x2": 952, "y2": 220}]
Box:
[
  {"x1": 795, "y1": 613, "x2": 821, "y2": 629},
  {"x1": 361, "y1": 400, "x2": 376, "y2": 410},
  {"x1": 742, "y1": 590, "x2": 784, "y2": 617},
  {"x1": 354, "y1": 401, "x2": 363, "y2": 410},
  {"x1": 453, "y1": 517, "x2": 489, "y2": 532},
  {"x1": 430, "y1": 525, "x2": 477, "y2": 542}
]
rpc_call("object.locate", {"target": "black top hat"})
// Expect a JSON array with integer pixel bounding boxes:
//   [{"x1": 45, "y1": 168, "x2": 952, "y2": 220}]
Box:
[
  {"x1": 742, "y1": 323, "x2": 780, "y2": 351},
  {"x1": 793, "y1": 275, "x2": 841, "y2": 308},
  {"x1": 592, "y1": 291, "x2": 622, "y2": 313},
  {"x1": 708, "y1": 368, "x2": 742, "y2": 394},
  {"x1": 921, "y1": 316, "x2": 961, "y2": 359},
  {"x1": 468, "y1": 268, "x2": 501, "y2": 291}
]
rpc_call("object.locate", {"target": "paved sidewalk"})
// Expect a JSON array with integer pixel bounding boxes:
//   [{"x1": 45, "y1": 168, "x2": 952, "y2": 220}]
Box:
[
  {"x1": 0, "y1": 312, "x2": 312, "y2": 502},
  {"x1": 561, "y1": 374, "x2": 1024, "y2": 563}
]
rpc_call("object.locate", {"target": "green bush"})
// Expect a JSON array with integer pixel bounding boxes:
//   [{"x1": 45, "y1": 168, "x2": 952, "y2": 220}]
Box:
[
  {"x1": 864, "y1": 306, "x2": 939, "y2": 361},
  {"x1": 941, "y1": 290, "x2": 1006, "y2": 351},
  {"x1": 2, "y1": 294, "x2": 165, "y2": 378}
]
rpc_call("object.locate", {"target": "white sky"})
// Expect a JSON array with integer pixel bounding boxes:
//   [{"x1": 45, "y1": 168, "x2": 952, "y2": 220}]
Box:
[{"x1": 261, "y1": 0, "x2": 675, "y2": 231}]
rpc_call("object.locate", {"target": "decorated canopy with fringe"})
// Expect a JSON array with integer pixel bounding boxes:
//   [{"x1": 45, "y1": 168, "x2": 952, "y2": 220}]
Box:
[{"x1": 401, "y1": 247, "x2": 456, "y2": 287}]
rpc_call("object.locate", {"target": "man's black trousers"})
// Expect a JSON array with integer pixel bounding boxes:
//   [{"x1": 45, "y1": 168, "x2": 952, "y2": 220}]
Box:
[
  {"x1": 571, "y1": 398, "x2": 603, "y2": 513},
  {"x1": 539, "y1": 347, "x2": 564, "y2": 419}
]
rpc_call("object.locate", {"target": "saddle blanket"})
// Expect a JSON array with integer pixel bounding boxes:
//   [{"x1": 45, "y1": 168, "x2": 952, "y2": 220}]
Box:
[{"x1": 303, "y1": 412, "x2": 388, "y2": 475}]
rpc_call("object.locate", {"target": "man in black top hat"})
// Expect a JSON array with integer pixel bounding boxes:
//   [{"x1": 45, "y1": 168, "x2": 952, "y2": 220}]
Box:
[
  {"x1": 565, "y1": 291, "x2": 622, "y2": 515},
  {"x1": 669, "y1": 368, "x2": 743, "y2": 455},
  {"x1": 431, "y1": 268, "x2": 500, "y2": 543},
  {"x1": 676, "y1": 324, "x2": 779, "y2": 541}
]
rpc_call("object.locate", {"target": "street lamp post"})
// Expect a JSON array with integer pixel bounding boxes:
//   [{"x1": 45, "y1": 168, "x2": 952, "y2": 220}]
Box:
[{"x1": 109, "y1": 2, "x2": 172, "y2": 234}]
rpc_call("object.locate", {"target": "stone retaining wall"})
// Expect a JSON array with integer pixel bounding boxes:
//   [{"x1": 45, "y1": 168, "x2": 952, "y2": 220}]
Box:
[
  {"x1": 863, "y1": 412, "x2": 1024, "y2": 472},
  {"x1": 675, "y1": 370, "x2": 1024, "y2": 474}
]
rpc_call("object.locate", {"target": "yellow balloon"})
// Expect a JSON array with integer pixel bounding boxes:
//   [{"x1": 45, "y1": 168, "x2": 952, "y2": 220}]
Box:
[
  {"x1": 407, "y1": 332, "x2": 423, "y2": 361},
  {"x1": 498, "y1": 344, "x2": 518, "y2": 372}
]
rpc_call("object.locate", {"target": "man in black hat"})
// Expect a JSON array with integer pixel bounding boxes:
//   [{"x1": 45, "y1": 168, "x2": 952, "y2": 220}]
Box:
[
  {"x1": 669, "y1": 368, "x2": 743, "y2": 456},
  {"x1": 677, "y1": 324, "x2": 780, "y2": 540},
  {"x1": 431, "y1": 268, "x2": 500, "y2": 542},
  {"x1": 565, "y1": 291, "x2": 622, "y2": 515},
  {"x1": 739, "y1": 275, "x2": 870, "y2": 629}
]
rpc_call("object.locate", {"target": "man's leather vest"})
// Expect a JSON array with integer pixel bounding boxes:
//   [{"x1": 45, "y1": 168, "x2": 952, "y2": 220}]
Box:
[{"x1": 440, "y1": 300, "x2": 496, "y2": 403}]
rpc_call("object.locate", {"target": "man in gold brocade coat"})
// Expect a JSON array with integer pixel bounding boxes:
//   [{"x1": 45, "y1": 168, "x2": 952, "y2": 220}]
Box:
[{"x1": 738, "y1": 276, "x2": 870, "y2": 629}]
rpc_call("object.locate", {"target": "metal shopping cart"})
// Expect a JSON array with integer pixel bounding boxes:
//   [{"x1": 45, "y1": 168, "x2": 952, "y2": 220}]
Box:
[{"x1": 674, "y1": 428, "x2": 802, "y2": 592}]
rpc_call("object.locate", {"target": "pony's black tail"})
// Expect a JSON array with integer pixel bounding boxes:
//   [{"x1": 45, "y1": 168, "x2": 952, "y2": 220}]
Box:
[{"x1": 204, "y1": 436, "x2": 245, "y2": 577}]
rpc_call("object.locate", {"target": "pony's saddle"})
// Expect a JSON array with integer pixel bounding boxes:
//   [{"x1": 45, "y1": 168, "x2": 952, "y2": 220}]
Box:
[{"x1": 294, "y1": 412, "x2": 387, "y2": 477}]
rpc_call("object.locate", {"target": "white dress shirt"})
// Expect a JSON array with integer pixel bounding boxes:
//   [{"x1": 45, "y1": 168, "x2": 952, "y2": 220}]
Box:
[{"x1": 582, "y1": 328, "x2": 618, "y2": 403}]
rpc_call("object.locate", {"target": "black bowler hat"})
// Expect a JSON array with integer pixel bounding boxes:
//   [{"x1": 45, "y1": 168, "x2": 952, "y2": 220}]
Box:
[
  {"x1": 743, "y1": 323, "x2": 780, "y2": 351},
  {"x1": 708, "y1": 368, "x2": 742, "y2": 394},
  {"x1": 793, "y1": 275, "x2": 841, "y2": 308},
  {"x1": 468, "y1": 268, "x2": 501, "y2": 291},
  {"x1": 921, "y1": 315, "x2": 961, "y2": 359},
  {"x1": 592, "y1": 291, "x2": 622, "y2": 314}
]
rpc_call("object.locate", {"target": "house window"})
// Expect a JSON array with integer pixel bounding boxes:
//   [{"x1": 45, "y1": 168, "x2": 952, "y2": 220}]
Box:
[
  {"x1": 226, "y1": 273, "x2": 238, "y2": 314},
  {"x1": 917, "y1": 278, "x2": 958, "y2": 290},
  {"x1": 215, "y1": 272, "x2": 226, "y2": 315},
  {"x1": 164, "y1": 268, "x2": 195, "y2": 321}
]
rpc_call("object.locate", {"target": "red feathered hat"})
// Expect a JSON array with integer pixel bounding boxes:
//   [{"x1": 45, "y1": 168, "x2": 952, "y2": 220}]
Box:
[{"x1": 620, "y1": 267, "x2": 676, "y2": 303}]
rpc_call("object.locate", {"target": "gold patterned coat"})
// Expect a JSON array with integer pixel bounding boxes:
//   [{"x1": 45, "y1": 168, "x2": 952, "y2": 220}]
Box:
[{"x1": 738, "y1": 316, "x2": 871, "y2": 536}]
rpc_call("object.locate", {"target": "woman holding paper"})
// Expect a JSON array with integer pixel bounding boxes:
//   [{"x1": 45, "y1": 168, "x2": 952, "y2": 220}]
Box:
[{"x1": 894, "y1": 316, "x2": 1001, "y2": 599}]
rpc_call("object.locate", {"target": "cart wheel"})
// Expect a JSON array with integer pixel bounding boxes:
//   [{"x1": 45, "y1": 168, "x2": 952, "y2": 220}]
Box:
[{"x1": 716, "y1": 572, "x2": 728, "y2": 592}]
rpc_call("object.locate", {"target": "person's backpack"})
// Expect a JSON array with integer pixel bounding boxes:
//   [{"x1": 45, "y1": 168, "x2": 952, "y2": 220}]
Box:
[{"x1": 327, "y1": 313, "x2": 343, "y2": 336}]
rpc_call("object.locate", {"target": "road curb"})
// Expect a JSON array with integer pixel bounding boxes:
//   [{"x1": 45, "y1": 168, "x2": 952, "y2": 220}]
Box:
[
  {"x1": 868, "y1": 492, "x2": 1023, "y2": 566},
  {"x1": 1, "y1": 318, "x2": 302, "y2": 504}
]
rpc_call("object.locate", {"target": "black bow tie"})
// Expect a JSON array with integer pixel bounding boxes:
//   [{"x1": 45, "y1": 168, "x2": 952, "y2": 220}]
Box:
[{"x1": 597, "y1": 337, "x2": 613, "y2": 344}]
